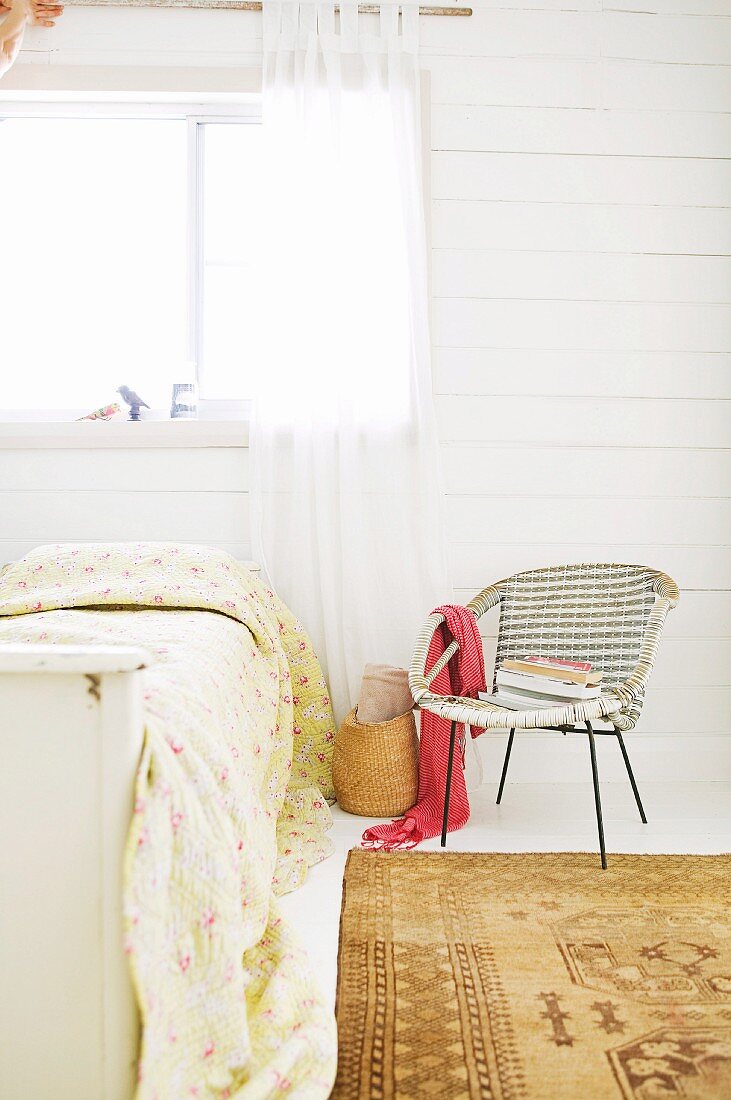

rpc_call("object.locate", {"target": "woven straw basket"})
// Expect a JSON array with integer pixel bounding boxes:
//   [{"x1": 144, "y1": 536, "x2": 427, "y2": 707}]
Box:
[{"x1": 333, "y1": 707, "x2": 419, "y2": 818}]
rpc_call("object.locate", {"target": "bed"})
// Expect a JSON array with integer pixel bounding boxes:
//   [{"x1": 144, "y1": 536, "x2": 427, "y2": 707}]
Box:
[{"x1": 0, "y1": 542, "x2": 338, "y2": 1099}]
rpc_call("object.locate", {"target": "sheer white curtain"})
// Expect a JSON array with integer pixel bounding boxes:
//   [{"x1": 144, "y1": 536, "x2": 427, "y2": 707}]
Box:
[{"x1": 252, "y1": 0, "x2": 451, "y2": 721}]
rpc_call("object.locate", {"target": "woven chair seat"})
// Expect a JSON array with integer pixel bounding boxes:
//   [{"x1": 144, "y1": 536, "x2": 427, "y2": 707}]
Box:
[{"x1": 409, "y1": 563, "x2": 680, "y2": 734}]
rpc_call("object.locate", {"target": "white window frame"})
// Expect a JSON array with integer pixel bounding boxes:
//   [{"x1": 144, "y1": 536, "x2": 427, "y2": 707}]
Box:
[
  {"x1": 186, "y1": 109, "x2": 260, "y2": 420},
  {"x1": 0, "y1": 98, "x2": 262, "y2": 422}
]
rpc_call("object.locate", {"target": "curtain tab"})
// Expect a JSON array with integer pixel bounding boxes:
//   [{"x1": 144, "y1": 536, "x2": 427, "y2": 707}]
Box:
[
  {"x1": 379, "y1": 3, "x2": 398, "y2": 40},
  {"x1": 401, "y1": 3, "x2": 419, "y2": 51},
  {"x1": 339, "y1": 0, "x2": 358, "y2": 44},
  {"x1": 317, "y1": 1, "x2": 335, "y2": 36},
  {"x1": 299, "y1": 0, "x2": 318, "y2": 35},
  {"x1": 262, "y1": 0, "x2": 284, "y2": 49}
]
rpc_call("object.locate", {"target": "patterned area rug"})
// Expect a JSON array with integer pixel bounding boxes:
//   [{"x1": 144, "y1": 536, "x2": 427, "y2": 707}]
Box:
[{"x1": 333, "y1": 850, "x2": 731, "y2": 1100}]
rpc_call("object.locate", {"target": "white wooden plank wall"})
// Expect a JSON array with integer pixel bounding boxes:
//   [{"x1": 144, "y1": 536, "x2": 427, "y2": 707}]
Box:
[
  {"x1": 7, "y1": 0, "x2": 731, "y2": 781},
  {"x1": 0, "y1": 448, "x2": 250, "y2": 560},
  {"x1": 432, "y1": 1, "x2": 731, "y2": 782},
  {"x1": 424, "y1": 0, "x2": 731, "y2": 782}
]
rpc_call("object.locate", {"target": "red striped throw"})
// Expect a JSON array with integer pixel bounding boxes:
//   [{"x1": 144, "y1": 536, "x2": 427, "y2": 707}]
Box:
[{"x1": 362, "y1": 604, "x2": 486, "y2": 851}]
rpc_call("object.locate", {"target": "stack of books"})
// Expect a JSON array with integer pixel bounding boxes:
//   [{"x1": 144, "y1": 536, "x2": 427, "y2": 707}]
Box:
[{"x1": 479, "y1": 655, "x2": 603, "y2": 711}]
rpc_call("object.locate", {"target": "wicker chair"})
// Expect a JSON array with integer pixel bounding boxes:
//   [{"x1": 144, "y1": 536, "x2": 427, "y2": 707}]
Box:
[{"x1": 409, "y1": 563, "x2": 680, "y2": 868}]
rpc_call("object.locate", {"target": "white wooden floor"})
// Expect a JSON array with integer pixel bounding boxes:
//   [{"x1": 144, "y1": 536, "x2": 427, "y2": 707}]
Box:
[{"x1": 279, "y1": 779, "x2": 731, "y2": 1015}]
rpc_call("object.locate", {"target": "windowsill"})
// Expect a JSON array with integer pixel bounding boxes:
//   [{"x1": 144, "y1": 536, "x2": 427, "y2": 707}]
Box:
[{"x1": 0, "y1": 420, "x2": 250, "y2": 449}]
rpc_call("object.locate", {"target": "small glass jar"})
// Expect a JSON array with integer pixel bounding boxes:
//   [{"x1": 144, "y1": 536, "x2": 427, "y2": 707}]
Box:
[{"x1": 170, "y1": 382, "x2": 198, "y2": 420}]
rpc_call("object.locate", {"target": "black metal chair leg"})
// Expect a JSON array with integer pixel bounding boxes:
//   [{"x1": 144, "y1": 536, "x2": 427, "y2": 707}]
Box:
[
  {"x1": 441, "y1": 720, "x2": 458, "y2": 847},
  {"x1": 496, "y1": 728, "x2": 515, "y2": 805},
  {"x1": 587, "y1": 721, "x2": 607, "y2": 870},
  {"x1": 616, "y1": 732, "x2": 647, "y2": 824}
]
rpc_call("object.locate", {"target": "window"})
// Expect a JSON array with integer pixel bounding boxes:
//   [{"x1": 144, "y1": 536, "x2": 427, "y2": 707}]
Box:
[
  {"x1": 195, "y1": 121, "x2": 266, "y2": 403},
  {"x1": 0, "y1": 103, "x2": 263, "y2": 416}
]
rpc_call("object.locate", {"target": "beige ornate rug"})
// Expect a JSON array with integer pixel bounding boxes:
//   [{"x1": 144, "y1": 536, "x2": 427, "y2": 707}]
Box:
[{"x1": 333, "y1": 850, "x2": 731, "y2": 1099}]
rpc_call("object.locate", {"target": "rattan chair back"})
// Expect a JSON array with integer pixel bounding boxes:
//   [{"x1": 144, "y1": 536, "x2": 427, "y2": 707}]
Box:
[
  {"x1": 495, "y1": 564, "x2": 658, "y2": 695},
  {"x1": 410, "y1": 562, "x2": 679, "y2": 733}
]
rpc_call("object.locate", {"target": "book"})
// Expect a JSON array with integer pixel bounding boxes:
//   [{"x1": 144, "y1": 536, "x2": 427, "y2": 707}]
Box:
[
  {"x1": 479, "y1": 691, "x2": 574, "y2": 712},
  {"x1": 498, "y1": 685, "x2": 591, "y2": 706},
  {"x1": 523, "y1": 655, "x2": 591, "y2": 671},
  {"x1": 502, "y1": 656, "x2": 603, "y2": 687},
  {"x1": 496, "y1": 669, "x2": 601, "y2": 701},
  {"x1": 76, "y1": 402, "x2": 121, "y2": 422}
]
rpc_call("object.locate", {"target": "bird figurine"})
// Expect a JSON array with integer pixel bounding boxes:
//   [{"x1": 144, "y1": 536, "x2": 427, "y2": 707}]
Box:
[{"x1": 117, "y1": 385, "x2": 150, "y2": 422}]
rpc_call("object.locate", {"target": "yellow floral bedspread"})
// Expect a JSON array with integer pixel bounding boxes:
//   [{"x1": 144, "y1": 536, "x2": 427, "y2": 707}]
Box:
[{"x1": 0, "y1": 543, "x2": 337, "y2": 1099}]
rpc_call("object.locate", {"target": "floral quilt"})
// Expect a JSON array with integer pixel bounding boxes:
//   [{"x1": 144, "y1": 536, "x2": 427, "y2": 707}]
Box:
[{"x1": 0, "y1": 543, "x2": 337, "y2": 1099}]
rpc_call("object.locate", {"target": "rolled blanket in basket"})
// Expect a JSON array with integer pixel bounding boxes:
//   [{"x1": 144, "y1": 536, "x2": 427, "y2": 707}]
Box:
[
  {"x1": 362, "y1": 604, "x2": 486, "y2": 851},
  {"x1": 357, "y1": 663, "x2": 413, "y2": 724}
]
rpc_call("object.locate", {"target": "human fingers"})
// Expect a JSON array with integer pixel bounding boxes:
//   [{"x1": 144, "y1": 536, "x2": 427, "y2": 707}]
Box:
[
  {"x1": 29, "y1": 6, "x2": 63, "y2": 23},
  {"x1": 30, "y1": 1, "x2": 64, "y2": 16}
]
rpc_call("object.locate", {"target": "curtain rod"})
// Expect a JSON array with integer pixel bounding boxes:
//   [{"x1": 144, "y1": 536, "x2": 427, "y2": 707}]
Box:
[{"x1": 66, "y1": 2, "x2": 472, "y2": 14}]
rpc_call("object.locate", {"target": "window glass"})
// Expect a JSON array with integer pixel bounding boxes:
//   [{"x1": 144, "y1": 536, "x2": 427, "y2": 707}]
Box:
[
  {"x1": 0, "y1": 117, "x2": 187, "y2": 411},
  {"x1": 199, "y1": 121, "x2": 265, "y2": 400}
]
